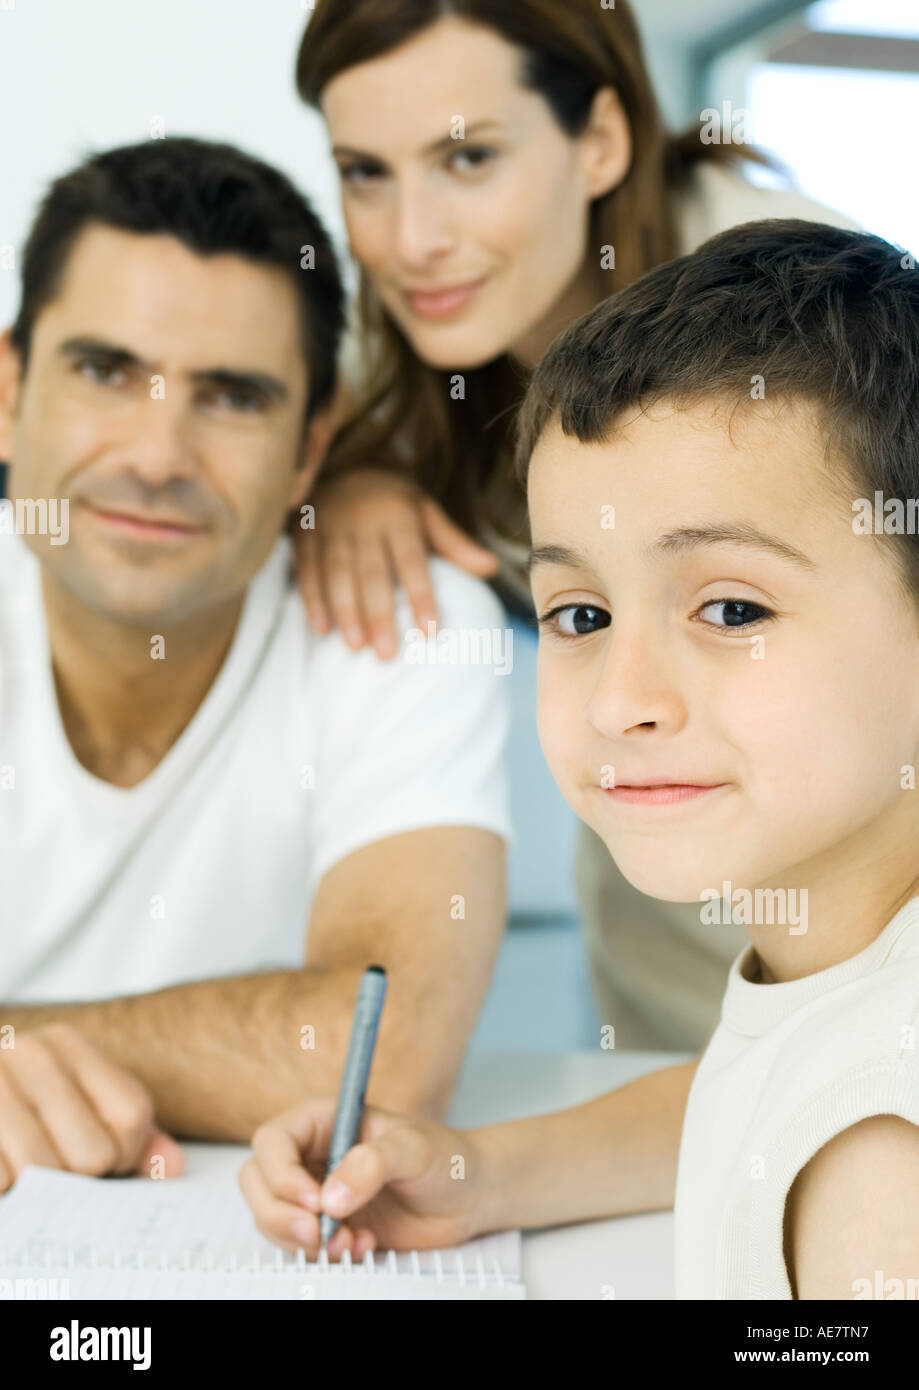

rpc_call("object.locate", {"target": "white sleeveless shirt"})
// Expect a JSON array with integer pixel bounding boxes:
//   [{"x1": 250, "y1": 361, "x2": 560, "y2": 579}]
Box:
[{"x1": 674, "y1": 895, "x2": 919, "y2": 1298}]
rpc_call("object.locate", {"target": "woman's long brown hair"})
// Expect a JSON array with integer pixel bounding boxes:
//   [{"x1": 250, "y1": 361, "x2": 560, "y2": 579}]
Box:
[{"x1": 296, "y1": 0, "x2": 774, "y2": 541}]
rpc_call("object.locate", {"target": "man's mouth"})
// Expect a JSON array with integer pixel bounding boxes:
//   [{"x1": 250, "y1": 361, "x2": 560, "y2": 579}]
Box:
[{"x1": 85, "y1": 505, "x2": 203, "y2": 540}]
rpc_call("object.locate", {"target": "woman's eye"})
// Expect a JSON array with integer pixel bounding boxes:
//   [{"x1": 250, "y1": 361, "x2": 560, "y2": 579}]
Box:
[
  {"x1": 448, "y1": 145, "x2": 495, "y2": 174},
  {"x1": 339, "y1": 162, "x2": 384, "y2": 186},
  {"x1": 538, "y1": 604, "x2": 611, "y2": 639},
  {"x1": 697, "y1": 599, "x2": 773, "y2": 630}
]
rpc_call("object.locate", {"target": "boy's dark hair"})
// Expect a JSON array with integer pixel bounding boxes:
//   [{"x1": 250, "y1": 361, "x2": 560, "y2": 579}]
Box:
[
  {"x1": 10, "y1": 136, "x2": 345, "y2": 425},
  {"x1": 515, "y1": 219, "x2": 919, "y2": 605}
]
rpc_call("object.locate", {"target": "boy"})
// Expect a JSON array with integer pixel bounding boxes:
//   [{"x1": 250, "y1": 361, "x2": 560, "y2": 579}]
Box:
[{"x1": 239, "y1": 220, "x2": 919, "y2": 1299}]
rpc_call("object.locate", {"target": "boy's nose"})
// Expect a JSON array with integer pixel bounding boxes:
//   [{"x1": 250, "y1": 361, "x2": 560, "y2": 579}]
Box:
[{"x1": 583, "y1": 628, "x2": 687, "y2": 739}]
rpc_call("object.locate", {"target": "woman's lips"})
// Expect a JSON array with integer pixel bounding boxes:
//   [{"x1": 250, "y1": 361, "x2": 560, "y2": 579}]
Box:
[
  {"x1": 404, "y1": 278, "x2": 486, "y2": 318},
  {"x1": 602, "y1": 783, "x2": 729, "y2": 806}
]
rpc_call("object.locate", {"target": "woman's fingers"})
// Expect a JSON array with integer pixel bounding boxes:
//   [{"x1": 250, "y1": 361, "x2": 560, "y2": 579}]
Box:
[
  {"x1": 322, "y1": 535, "x2": 368, "y2": 648},
  {"x1": 420, "y1": 497, "x2": 501, "y2": 576},
  {"x1": 294, "y1": 473, "x2": 500, "y2": 655},
  {"x1": 387, "y1": 523, "x2": 440, "y2": 640},
  {"x1": 354, "y1": 537, "x2": 400, "y2": 658},
  {"x1": 295, "y1": 532, "x2": 331, "y2": 635}
]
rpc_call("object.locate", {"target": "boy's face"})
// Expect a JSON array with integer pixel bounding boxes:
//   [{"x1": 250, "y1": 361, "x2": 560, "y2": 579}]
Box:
[
  {"x1": 0, "y1": 224, "x2": 326, "y2": 627},
  {"x1": 528, "y1": 400, "x2": 919, "y2": 903}
]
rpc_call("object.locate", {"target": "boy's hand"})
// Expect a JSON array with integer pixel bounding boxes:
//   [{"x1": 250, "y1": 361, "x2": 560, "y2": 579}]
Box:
[
  {"x1": 0, "y1": 1023, "x2": 185, "y2": 1191},
  {"x1": 294, "y1": 468, "x2": 500, "y2": 661},
  {"x1": 238, "y1": 1096, "x2": 490, "y2": 1260}
]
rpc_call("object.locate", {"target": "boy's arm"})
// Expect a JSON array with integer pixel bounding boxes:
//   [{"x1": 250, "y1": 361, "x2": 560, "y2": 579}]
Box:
[
  {"x1": 783, "y1": 1113, "x2": 919, "y2": 1299},
  {"x1": 472, "y1": 1056, "x2": 700, "y2": 1229}
]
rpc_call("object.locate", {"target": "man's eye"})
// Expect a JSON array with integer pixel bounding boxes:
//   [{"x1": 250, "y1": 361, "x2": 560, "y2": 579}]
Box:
[
  {"x1": 206, "y1": 386, "x2": 266, "y2": 413},
  {"x1": 538, "y1": 604, "x2": 611, "y2": 639},
  {"x1": 79, "y1": 359, "x2": 124, "y2": 384}
]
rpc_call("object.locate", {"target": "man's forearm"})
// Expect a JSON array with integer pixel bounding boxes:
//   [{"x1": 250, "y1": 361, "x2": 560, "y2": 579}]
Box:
[
  {"x1": 472, "y1": 1058, "x2": 698, "y2": 1232},
  {"x1": 0, "y1": 965, "x2": 428, "y2": 1142}
]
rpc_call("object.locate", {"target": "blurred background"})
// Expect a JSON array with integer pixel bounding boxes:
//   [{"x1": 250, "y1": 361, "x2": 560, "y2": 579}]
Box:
[{"x1": 1, "y1": 0, "x2": 917, "y2": 1050}]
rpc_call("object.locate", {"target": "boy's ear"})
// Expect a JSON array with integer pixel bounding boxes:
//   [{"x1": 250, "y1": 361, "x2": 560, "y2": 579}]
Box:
[
  {"x1": 287, "y1": 401, "x2": 337, "y2": 513},
  {"x1": 0, "y1": 328, "x2": 22, "y2": 463}
]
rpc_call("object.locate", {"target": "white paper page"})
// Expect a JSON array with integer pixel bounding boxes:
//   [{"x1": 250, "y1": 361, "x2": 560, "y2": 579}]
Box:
[{"x1": 0, "y1": 1167, "x2": 523, "y2": 1295}]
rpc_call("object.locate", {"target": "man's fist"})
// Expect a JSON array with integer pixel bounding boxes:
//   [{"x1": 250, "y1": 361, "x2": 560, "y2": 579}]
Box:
[{"x1": 0, "y1": 1022, "x2": 184, "y2": 1192}]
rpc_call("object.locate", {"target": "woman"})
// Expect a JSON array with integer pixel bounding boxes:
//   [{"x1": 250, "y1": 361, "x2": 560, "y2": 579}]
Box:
[{"x1": 290, "y1": 0, "x2": 859, "y2": 1048}]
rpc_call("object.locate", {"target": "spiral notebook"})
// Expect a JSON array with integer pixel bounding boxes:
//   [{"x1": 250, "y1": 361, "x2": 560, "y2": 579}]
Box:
[{"x1": 0, "y1": 1167, "x2": 526, "y2": 1300}]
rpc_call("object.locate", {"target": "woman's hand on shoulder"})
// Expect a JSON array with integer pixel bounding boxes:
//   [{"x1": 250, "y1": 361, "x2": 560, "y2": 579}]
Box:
[{"x1": 294, "y1": 467, "x2": 500, "y2": 660}]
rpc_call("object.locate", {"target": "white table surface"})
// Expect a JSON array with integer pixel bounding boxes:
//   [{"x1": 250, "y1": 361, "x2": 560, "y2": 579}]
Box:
[{"x1": 183, "y1": 1048, "x2": 690, "y2": 1301}]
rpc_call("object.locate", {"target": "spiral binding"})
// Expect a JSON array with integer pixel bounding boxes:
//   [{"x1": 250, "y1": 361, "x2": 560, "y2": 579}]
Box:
[{"x1": 0, "y1": 1241, "x2": 509, "y2": 1291}]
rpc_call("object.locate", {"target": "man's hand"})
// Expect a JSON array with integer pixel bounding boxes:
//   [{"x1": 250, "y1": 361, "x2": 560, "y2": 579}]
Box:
[{"x1": 0, "y1": 1022, "x2": 185, "y2": 1192}]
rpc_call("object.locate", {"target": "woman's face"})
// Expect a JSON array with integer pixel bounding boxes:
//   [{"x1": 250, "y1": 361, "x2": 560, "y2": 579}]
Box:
[{"x1": 320, "y1": 16, "x2": 630, "y2": 369}]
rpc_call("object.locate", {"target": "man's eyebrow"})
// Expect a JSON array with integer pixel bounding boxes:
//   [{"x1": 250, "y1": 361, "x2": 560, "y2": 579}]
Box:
[
  {"x1": 332, "y1": 120, "x2": 505, "y2": 163},
  {"x1": 58, "y1": 338, "x2": 288, "y2": 401},
  {"x1": 527, "y1": 526, "x2": 817, "y2": 575},
  {"x1": 58, "y1": 337, "x2": 149, "y2": 369},
  {"x1": 190, "y1": 367, "x2": 289, "y2": 402}
]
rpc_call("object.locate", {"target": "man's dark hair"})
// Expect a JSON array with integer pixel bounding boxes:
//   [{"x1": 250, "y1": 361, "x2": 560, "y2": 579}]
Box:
[
  {"x1": 515, "y1": 219, "x2": 919, "y2": 605},
  {"x1": 10, "y1": 136, "x2": 345, "y2": 424}
]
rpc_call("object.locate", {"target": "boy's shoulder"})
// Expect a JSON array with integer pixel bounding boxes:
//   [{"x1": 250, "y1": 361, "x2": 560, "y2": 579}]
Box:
[{"x1": 784, "y1": 1111, "x2": 919, "y2": 1299}]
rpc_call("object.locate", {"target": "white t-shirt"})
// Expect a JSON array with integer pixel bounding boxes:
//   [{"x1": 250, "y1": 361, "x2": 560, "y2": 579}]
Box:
[
  {"x1": 0, "y1": 532, "x2": 511, "y2": 1004},
  {"x1": 674, "y1": 895, "x2": 919, "y2": 1299}
]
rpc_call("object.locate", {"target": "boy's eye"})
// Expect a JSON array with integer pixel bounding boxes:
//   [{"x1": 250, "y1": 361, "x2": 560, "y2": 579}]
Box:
[
  {"x1": 697, "y1": 599, "x2": 772, "y2": 630},
  {"x1": 538, "y1": 598, "x2": 776, "y2": 641},
  {"x1": 538, "y1": 603, "x2": 611, "y2": 638}
]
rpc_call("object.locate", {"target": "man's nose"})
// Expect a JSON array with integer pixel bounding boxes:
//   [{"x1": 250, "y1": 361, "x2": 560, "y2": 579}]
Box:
[{"x1": 121, "y1": 391, "x2": 198, "y2": 485}]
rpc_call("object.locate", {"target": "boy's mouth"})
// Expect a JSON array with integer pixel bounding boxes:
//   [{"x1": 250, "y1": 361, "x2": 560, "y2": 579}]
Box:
[{"x1": 601, "y1": 781, "x2": 729, "y2": 807}]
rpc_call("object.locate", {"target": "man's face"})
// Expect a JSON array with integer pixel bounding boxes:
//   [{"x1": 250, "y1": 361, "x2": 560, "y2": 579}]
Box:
[
  {"x1": 0, "y1": 224, "x2": 318, "y2": 626},
  {"x1": 528, "y1": 400, "x2": 919, "y2": 903}
]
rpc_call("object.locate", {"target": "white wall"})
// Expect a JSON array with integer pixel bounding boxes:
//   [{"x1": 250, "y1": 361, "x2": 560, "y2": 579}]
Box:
[
  {"x1": 0, "y1": 1, "x2": 703, "y2": 332},
  {"x1": 0, "y1": 0, "x2": 347, "y2": 326}
]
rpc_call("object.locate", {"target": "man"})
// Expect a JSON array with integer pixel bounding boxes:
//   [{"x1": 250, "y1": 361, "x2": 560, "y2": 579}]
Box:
[{"x1": 0, "y1": 138, "x2": 510, "y2": 1189}]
